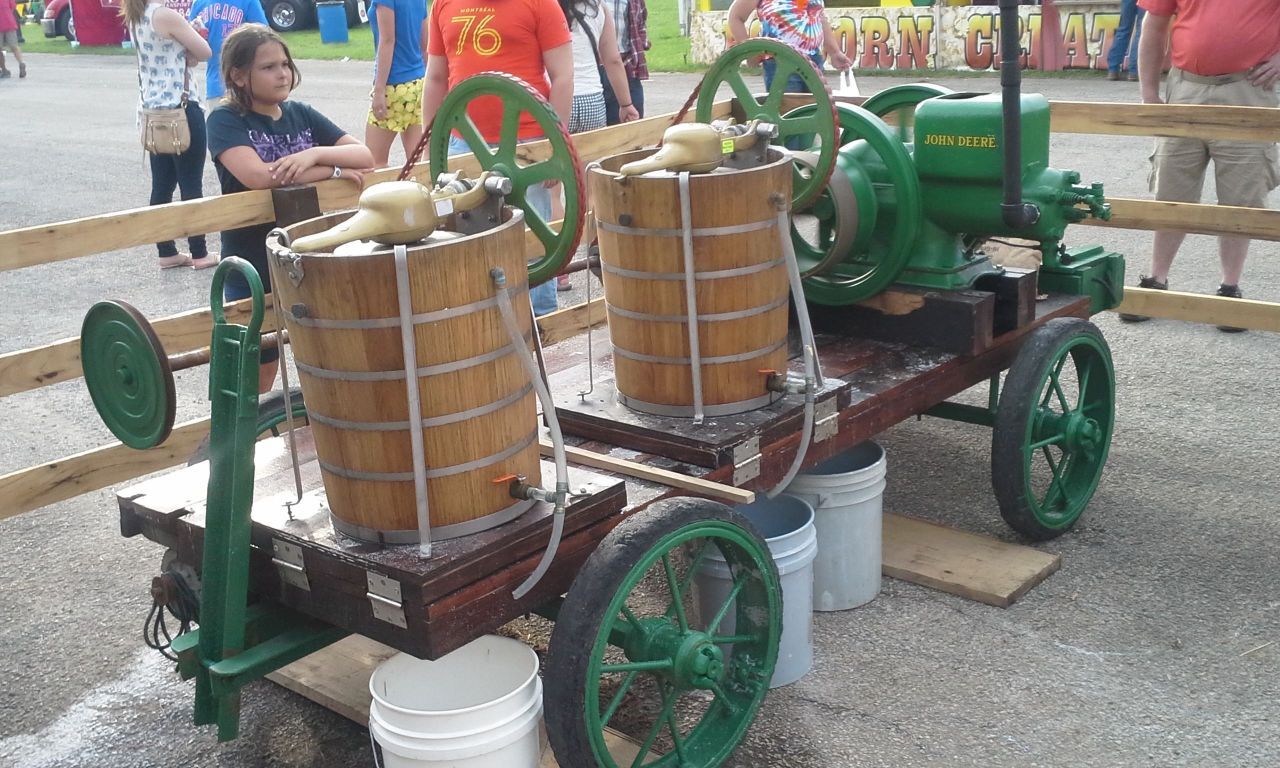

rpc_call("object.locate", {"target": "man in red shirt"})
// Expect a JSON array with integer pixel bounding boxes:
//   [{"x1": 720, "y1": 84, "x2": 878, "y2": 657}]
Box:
[
  {"x1": 1121, "y1": 0, "x2": 1280, "y2": 329},
  {"x1": 420, "y1": 0, "x2": 573, "y2": 316}
]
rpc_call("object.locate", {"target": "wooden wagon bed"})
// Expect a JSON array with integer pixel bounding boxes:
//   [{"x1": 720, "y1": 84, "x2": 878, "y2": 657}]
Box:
[{"x1": 116, "y1": 293, "x2": 1085, "y2": 662}]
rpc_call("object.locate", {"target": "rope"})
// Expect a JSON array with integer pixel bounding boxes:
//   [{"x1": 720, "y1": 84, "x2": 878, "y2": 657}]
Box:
[{"x1": 398, "y1": 123, "x2": 435, "y2": 182}]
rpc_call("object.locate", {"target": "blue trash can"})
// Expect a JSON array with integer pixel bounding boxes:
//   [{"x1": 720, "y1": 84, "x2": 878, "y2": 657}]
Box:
[{"x1": 316, "y1": 1, "x2": 348, "y2": 44}]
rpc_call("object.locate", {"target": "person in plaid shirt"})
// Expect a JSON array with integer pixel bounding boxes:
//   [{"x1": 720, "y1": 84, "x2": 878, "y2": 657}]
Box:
[{"x1": 601, "y1": 0, "x2": 648, "y2": 125}]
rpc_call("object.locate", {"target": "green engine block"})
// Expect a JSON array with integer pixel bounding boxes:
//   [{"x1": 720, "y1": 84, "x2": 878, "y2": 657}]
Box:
[{"x1": 798, "y1": 88, "x2": 1124, "y2": 314}]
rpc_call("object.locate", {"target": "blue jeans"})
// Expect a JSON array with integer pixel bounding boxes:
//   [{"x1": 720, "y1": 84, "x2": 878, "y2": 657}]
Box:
[
  {"x1": 1107, "y1": 0, "x2": 1144, "y2": 75},
  {"x1": 602, "y1": 72, "x2": 645, "y2": 125},
  {"x1": 150, "y1": 100, "x2": 208, "y2": 258},
  {"x1": 763, "y1": 51, "x2": 825, "y2": 94},
  {"x1": 449, "y1": 134, "x2": 557, "y2": 316}
]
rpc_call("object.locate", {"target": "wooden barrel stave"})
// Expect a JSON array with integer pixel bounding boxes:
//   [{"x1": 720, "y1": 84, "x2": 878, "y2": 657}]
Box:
[
  {"x1": 589, "y1": 148, "x2": 793, "y2": 414},
  {"x1": 270, "y1": 209, "x2": 541, "y2": 539}
]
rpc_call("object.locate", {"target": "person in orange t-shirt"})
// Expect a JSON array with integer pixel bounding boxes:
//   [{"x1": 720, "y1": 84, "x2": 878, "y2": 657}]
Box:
[
  {"x1": 421, "y1": 0, "x2": 573, "y2": 316},
  {"x1": 1120, "y1": 0, "x2": 1280, "y2": 329}
]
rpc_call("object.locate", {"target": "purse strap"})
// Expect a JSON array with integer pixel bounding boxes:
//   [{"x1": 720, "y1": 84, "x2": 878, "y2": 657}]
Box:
[{"x1": 571, "y1": 6, "x2": 603, "y2": 70}]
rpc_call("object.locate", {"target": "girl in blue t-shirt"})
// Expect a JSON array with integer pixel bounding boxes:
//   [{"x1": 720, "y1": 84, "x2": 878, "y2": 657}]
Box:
[
  {"x1": 365, "y1": 0, "x2": 428, "y2": 167},
  {"x1": 207, "y1": 23, "x2": 374, "y2": 392}
]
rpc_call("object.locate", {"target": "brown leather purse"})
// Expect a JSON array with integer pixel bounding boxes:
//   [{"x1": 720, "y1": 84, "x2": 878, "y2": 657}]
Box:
[{"x1": 134, "y1": 25, "x2": 193, "y2": 155}]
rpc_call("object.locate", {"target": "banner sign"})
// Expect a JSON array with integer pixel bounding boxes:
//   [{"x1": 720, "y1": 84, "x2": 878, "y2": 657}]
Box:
[{"x1": 691, "y1": 5, "x2": 1126, "y2": 71}]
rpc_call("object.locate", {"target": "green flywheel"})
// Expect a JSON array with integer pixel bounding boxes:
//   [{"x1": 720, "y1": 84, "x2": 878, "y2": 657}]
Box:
[
  {"x1": 81, "y1": 300, "x2": 175, "y2": 449},
  {"x1": 544, "y1": 498, "x2": 782, "y2": 768},
  {"x1": 795, "y1": 103, "x2": 923, "y2": 306},
  {"x1": 428, "y1": 72, "x2": 585, "y2": 287},
  {"x1": 694, "y1": 38, "x2": 839, "y2": 210},
  {"x1": 861, "y1": 83, "x2": 953, "y2": 143}
]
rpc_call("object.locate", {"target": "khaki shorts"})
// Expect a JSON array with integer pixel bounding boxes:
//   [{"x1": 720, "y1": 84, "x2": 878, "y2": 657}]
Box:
[
  {"x1": 1149, "y1": 68, "x2": 1280, "y2": 208},
  {"x1": 0, "y1": 29, "x2": 19, "y2": 47},
  {"x1": 367, "y1": 77, "x2": 424, "y2": 134}
]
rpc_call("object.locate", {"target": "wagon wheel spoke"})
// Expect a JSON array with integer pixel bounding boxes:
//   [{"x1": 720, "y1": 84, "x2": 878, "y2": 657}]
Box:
[{"x1": 629, "y1": 682, "x2": 676, "y2": 768}]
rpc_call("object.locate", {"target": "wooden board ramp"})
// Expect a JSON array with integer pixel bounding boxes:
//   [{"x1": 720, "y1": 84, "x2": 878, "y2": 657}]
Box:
[
  {"x1": 882, "y1": 513, "x2": 1061, "y2": 608},
  {"x1": 266, "y1": 635, "x2": 648, "y2": 766}
]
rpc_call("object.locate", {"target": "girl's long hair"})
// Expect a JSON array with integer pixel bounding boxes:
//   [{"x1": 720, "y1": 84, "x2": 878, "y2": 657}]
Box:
[
  {"x1": 559, "y1": 0, "x2": 600, "y2": 29},
  {"x1": 220, "y1": 24, "x2": 302, "y2": 114},
  {"x1": 119, "y1": 0, "x2": 148, "y2": 28}
]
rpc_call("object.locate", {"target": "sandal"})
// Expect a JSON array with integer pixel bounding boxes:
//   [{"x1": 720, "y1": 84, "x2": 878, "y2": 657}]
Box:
[{"x1": 158, "y1": 254, "x2": 193, "y2": 269}]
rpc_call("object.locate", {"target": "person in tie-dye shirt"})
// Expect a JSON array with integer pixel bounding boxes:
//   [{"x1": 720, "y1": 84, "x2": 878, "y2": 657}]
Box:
[{"x1": 728, "y1": 0, "x2": 850, "y2": 93}]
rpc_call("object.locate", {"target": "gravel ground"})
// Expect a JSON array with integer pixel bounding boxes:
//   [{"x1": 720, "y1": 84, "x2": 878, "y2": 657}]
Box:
[{"x1": 1, "y1": 54, "x2": 1278, "y2": 768}]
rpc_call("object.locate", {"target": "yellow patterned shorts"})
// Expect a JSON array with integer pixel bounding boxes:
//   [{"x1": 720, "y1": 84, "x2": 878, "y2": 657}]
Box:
[{"x1": 367, "y1": 77, "x2": 424, "y2": 133}]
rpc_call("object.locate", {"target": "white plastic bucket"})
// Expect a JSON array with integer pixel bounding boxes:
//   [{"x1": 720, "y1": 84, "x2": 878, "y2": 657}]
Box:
[
  {"x1": 368, "y1": 635, "x2": 543, "y2": 768},
  {"x1": 696, "y1": 494, "x2": 818, "y2": 688},
  {"x1": 785, "y1": 441, "x2": 887, "y2": 612}
]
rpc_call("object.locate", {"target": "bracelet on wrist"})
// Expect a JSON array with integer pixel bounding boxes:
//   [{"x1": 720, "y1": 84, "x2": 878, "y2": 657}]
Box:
[
  {"x1": 331, "y1": 166, "x2": 343, "y2": 179},
  {"x1": 619, "y1": 103, "x2": 633, "y2": 108}
]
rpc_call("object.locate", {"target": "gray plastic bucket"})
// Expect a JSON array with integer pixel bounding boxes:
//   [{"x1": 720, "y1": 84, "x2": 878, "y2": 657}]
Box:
[
  {"x1": 785, "y1": 442, "x2": 887, "y2": 611},
  {"x1": 696, "y1": 494, "x2": 818, "y2": 688}
]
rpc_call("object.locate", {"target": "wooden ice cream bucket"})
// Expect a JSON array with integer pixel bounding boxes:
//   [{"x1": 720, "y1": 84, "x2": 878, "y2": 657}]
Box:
[
  {"x1": 589, "y1": 148, "x2": 792, "y2": 417},
  {"x1": 267, "y1": 209, "x2": 540, "y2": 543}
]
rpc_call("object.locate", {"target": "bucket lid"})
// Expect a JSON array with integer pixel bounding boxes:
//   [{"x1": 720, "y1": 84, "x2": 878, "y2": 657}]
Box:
[{"x1": 369, "y1": 635, "x2": 539, "y2": 717}]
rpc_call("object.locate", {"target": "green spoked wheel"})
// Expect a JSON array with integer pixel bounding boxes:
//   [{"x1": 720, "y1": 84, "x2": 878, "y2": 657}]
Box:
[
  {"x1": 81, "y1": 300, "x2": 175, "y2": 449},
  {"x1": 545, "y1": 498, "x2": 782, "y2": 768},
  {"x1": 428, "y1": 72, "x2": 585, "y2": 286},
  {"x1": 798, "y1": 104, "x2": 922, "y2": 306},
  {"x1": 860, "y1": 83, "x2": 953, "y2": 143},
  {"x1": 993, "y1": 319, "x2": 1116, "y2": 540},
  {"x1": 694, "y1": 38, "x2": 837, "y2": 210}
]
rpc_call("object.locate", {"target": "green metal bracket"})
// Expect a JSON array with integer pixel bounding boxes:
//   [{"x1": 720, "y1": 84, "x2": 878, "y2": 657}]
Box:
[
  {"x1": 1039, "y1": 245, "x2": 1127, "y2": 314},
  {"x1": 187, "y1": 259, "x2": 346, "y2": 742}
]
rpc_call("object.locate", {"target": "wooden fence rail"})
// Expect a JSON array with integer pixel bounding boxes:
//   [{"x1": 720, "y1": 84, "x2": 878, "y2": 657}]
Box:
[{"x1": 1, "y1": 96, "x2": 1278, "y2": 519}]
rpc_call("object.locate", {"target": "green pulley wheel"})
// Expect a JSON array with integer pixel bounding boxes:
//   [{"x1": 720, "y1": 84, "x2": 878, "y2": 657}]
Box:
[
  {"x1": 860, "y1": 83, "x2": 953, "y2": 143},
  {"x1": 789, "y1": 150, "x2": 857, "y2": 278},
  {"x1": 81, "y1": 300, "x2": 175, "y2": 449},
  {"x1": 545, "y1": 498, "x2": 782, "y2": 768},
  {"x1": 428, "y1": 72, "x2": 585, "y2": 287},
  {"x1": 694, "y1": 38, "x2": 838, "y2": 210},
  {"x1": 797, "y1": 103, "x2": 922, "y2": 306},
  {"x1": 992, "y1": 318, "x2": 1116, "y2": 540}
]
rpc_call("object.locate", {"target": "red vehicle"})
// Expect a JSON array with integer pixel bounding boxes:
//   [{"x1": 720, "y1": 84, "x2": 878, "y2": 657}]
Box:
[{"x1": 40, "y1": 0, "x2": 74, "y2": 40}]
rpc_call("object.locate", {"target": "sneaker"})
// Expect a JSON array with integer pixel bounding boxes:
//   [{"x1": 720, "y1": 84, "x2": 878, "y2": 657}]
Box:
[
  {"x1": 18, "y1": 63, "x2": 25, "y2": 79},
  {"x1": 0, "y1": 70, "x2": 10, "y2": 79},
  {"x1": 1127, "y1": 71, "x2": 1139, "y2": 82},
  {"x1": 556, "y1": 274, "x2": 572, "y2": 292},
  {"x1": 190, "y1": 254, "x2": 221, "y2": 270},
  {"x1": 1215, "y1": 284, "x2": 1246, "y2": 333},
  {"x1": 158, "y1": 253, "x2": 193, "y2": 269},
  {"x1": 1118, "y1": 275, "x2": 1167, "y2": 322},
  {"x1": 1106, "y1": 69, "x2": 1120, "y2": 81}
]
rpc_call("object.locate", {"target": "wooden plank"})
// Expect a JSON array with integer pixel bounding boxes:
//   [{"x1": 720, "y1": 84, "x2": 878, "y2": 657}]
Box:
[
  {"x1": 267, "y1": 634, "x2": 648, "y2": 765},
  {"x1": 810, "y1": 287, "x2": 996, "y2": 356},
  {"x1": 881, "y1": 513, "x2": 1061, "y2": 608},
  {"x1": 0, "y1": 296, "x2": 276, "y2": 398},
  {"x1": 1079, "y1": 197, "x2": 1280, "y2": 242},
  {"x1": 0, "y1": 102, "x2": 730, "y2": 274},
  {"x1": 1110, "y1": 287, "x2": 1280, "y2": 333},
  {"x1": 536, "y1": 296, "x2": 607, "y2": 346},
  {"x1": 0, "y1": 417, "x2": 212, "y2": 520},
  {"x1": 1050, "y1": 101, "x2": 1280, "y2": 142},
  {"x1": 543, "y1": 439, "x2": 755, "y2": 504}
]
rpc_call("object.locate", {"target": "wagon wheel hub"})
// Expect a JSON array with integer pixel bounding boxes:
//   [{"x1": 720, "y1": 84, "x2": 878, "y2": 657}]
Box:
[
  {"x1": 1035, "y1": 408, "x2": 1102, "y2": 455},
  {"x1": 624, "y1": 619, "x2": 726, "y2": 691}
]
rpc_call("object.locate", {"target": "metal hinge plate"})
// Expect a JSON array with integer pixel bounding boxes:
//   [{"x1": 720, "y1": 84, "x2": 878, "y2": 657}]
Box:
[
  {"x1": 814, "y1": 398, "x2": 839, "y2": 443},
  {"x1": 271, "y1": 539, "x2": 310, "y2": 591},
  {"x1": 732, "y1": 437, "x2": 762, "y2": 486},
  {"x1": 367, "y1": 571, "x2": 407, "y2": 629}
]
